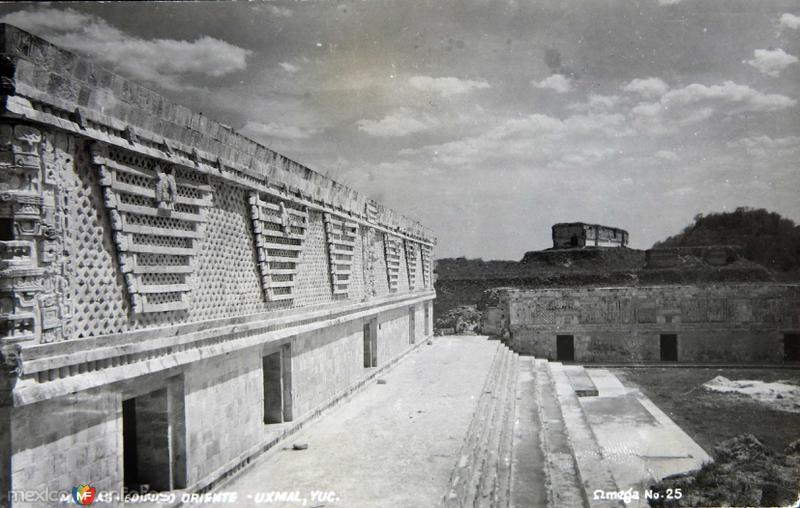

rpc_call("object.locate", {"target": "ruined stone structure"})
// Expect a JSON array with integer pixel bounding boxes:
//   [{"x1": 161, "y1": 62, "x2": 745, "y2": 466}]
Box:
[
  {"x1": 484, "y1": 284, "x2": 800, "y2": 363},
  {"x1": 0, "y1": 24, "x2": 435, "y2": 501},
  {"x1": 552, "y1": 222, "x2": 629, "y2": 249}
]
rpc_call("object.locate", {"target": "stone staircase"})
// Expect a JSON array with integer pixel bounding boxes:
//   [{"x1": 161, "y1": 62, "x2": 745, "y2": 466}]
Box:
[
  {"x1": 442, "y1": 343, "x2": 625, "y2": 508},
  {"x1": 443, "y1": 342, "x2": 519, "y2": 508}
]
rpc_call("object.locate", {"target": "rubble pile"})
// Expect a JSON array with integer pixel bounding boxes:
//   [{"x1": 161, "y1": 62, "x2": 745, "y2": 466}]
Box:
[
  {"x1": 434, "y1": 305, "x2": 481, "y2": 335},
  {"x1": 649, "y1": 434, "x2": 800, "y2": 507}
]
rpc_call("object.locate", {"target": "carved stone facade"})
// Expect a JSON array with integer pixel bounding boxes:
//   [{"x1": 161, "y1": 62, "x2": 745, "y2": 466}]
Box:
[
  {"x1": 92, "y1": 143, "x2": 214, "y2": 314},
  {"x1": 249, "y1": 192, "x2": 308, "y2": 302},
  {"x1": 0, "y1": 24, "x2": 436, "y2": 501},
  {"x1": 0, "y1": 125, "x2": 76, "y2": 346}
]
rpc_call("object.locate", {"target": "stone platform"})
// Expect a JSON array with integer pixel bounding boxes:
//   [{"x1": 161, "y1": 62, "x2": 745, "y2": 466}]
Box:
[{"x1": 200, "y1": 337, "x2": 710, "y2": 508}]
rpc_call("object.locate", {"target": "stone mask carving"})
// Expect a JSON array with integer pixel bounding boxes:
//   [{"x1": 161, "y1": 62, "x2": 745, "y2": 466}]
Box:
[{"x1": 155, "y1": 165, "x2": 178, "y2": 211}]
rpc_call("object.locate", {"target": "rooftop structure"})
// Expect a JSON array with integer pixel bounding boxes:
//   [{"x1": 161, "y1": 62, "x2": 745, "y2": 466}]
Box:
[{"x1": 552, "y1": 222, "x2": 629, "y2": 249}]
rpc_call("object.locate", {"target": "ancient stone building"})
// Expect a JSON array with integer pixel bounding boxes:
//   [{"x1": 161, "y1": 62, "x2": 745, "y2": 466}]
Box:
[
  {"x1": 552, "y1": 222, "x2": 629, "y2": 249},
  {"x1": 484, "y1": 284, "x2": 800, "y2": 363},
  {"x1": 0, "y1": 24, "x2": 435, "y2": 502}
]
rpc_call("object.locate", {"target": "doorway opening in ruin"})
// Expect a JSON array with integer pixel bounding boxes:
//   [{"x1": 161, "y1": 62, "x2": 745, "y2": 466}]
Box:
[
  {"x1": 363, "y1": 317, "x2": 378, "y2": 368},
  {"x1": 556, "y1": 335, "x2": 575, "y2": 362},
  {"x1": 0, "y1": 218, "x2": 13, "y2": 240},
  {"x1": 409, "y1": 307, "x2": 416, "y2": 344},
  {"x1": 570, "y1": 235, "x2": 578, "y2": 247},
  {"x1": 424, "y1": 303, "x2": 430, "y2": 336},
  {"x1": 660, "y1": 334, "x2": 678, "y2": 361},
  {"x1": 122, "y1": 380, "x2": 186, "y2": 493},
  {"x1": 784, "y1": 333, "x2": 800, "y2": 362},
  {"x1": 263, "y1": 345, "x2": 293, "y2": 424}
]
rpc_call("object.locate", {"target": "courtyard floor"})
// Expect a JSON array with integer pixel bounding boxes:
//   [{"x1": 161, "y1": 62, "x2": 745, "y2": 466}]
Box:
[{"x1": 207, "y1": 336, "x2": 502, "y2": 508}]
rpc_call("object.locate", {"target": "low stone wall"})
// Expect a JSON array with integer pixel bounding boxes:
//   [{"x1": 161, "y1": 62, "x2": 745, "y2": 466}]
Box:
[{"x1": 488, "y1": 284, "x2": 800, "y2": 363}]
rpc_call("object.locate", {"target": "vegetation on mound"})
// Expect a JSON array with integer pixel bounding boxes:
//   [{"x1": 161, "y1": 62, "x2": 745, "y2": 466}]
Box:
[
  {"x1": 648, "y1": 434, "x2": 800, "y2": 507},
  {"x1": 655, "y1": 207, "x2": 800, "y2": 273}
]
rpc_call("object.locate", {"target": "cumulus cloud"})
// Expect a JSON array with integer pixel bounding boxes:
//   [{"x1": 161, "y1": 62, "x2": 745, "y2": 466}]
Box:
[
  {"x1": 780, "y1": 13, "x2": 800, "y2": 30},
  {"x1": 531, "y1": 74, "x2": 573, "y2": 93},
  {"x1": 621, "y1": 77, "x2": 669, "y2": 99},
  {"x1": 631, "y1": 81, "x2": 796, "y2": 133},
  {"x1": 0, "y1": 8, "x2": 251, "y2": 91},
  {"x1": 357, "y1": 108, "x2": 438, "y2": 137},
  {"x1": 279, "y1": 62, "x2": 300, "y2": 73},
  {"x1": 745, "y1": 48, "x2": 798, "y2": 77},
  {"x1": 240, "y1": 121, "x2": 320, "y2": 140},
  {"x1": 406, "y1": 111, "x2": 628, "y2": 167},
  {"x1": 407, "y1": 76, "x2": 490, "y2": 97}
]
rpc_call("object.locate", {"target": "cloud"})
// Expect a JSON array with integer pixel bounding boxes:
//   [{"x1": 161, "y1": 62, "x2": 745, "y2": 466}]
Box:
[
  {"x1": 267, "y1": 5, "x2": 294, "y2": 18},
  {"x1": 407, "y1": 76, "x2": 490, "y2": 97},
  {"x1": 655, "y1": 150, "x2": 679, "y2": 161},
  {"x1": 726, "y1": 135, "x2": 800, "y2": 158},
  {"x1": 630, "y1": 81, "x2": 796, "y2": 133},
  {"x1": 240, "y1": 121, "x2": 320, "y2": 140},
  {"x1": 621, "y1": 77, "x2": 669, "y2": 99},
  {"x1": 279, "y1": 62, "x2": 300, "y2": 73},
  {"x1": 548, "y1": 147, "x2": 617, "y2": 170},
  {"x1": 405, "y1": 111, "x2": 629, "y2": 167},
  {"x1": 0, "y1": 8, "x2": 251, "y2": 91},
  {"x1": 780, "y1": 13, "x2": 800, "y2": 30},
  {"x1": 531, "y1": 74, "x2": 572, "y2": 93},
  {"x1": 356, "y1": 108, "x2": 438, "y2": 137},
  {"x1": 568, "y1": 94, "x2": 623, "y2": 113},
  {"x1": 745, "y1": 48, "x2": 798, "y2": 77},
  {"x1": 658, "y1": 0, "x2": 683, "y2": 5}
]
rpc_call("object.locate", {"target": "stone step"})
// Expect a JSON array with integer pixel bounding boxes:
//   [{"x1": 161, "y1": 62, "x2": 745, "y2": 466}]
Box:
[
  {"x1": 474, "y1": 348, "x2": 517, "y2": 507},
  {"x1": 468, "y1": 345, "x2": 513, "y2": 505},
  {"x1": 443, "y1": 342, "x2": 523, "y2": 508},
  {"x1": 563, "y1": 365, "x2": 599, "y2": 397},
  {"x1": 510, "y1": 357, "x2": 548, "y2": 508},
  {"x1": 443, "y1": 342, "x2": 507, "y2": 506},
  {"x1": 547, "y1": 362, "x2": 622, "y2": 508},
  {"x1": 491, "y1": 352, "x2": 518, "y2": 507},
  {"x1": 535, "y1": 359, "x2": 588, "y2": 508}
]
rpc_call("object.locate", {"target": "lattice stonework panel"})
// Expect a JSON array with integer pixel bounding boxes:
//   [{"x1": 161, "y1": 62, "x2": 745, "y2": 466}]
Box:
[
  {"x1": 421, "y1": 243, "x2": 433, "y2": 288},
  {"x1": 249, "y1": 192, "x2": 308, "y2": 302},
  {"x1": 323, "y1": 212, "x2": 358, "y2": 298},
  {"x1": 404, "y1": 240, "x2": 418, "y2": 290},
  {"x1": 384, "y1": 235, "x2": 402, "y2": 292},
  {"x1": 91, "y1": 144, "x2": 213, "y2": 314}
]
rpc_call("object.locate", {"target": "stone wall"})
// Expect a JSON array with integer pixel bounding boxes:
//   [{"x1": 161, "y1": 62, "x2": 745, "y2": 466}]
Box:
[
  {"x1": 490, "y1": 284, "x2": 800, "y2": 363},
  {"x1": 0, "y1": 24, "x2": 436, "y2": 502}
]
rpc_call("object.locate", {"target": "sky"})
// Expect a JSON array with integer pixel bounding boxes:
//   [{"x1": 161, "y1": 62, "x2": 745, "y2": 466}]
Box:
[{"x1": 1, "y1": 1, "x2": 798, "y2": 260}]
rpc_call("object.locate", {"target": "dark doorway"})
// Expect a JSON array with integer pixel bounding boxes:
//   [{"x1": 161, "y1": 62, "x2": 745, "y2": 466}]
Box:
[
  {"x1": 409, "y1": 307, "x2": 416, "y2": 344},
  {"x1": 660, "y1": 334, "x2": 678, "y2": 361},
  {"x1": 363, "y1": 318, "x2": 377, "y2": 367},
  {"x1": 556, "y1": 335, "x2": 574, "y2": 362},
  {"x1": 122, "y1": 398, "x2": 139, "y2": 491},
  {"x1": 263, "y1": 351, "x2": 284, "y2": 424},
  {"x1": 424, "y1": 303, "x2": 430, "y2": 336},
  {"x1": 784, "y1": 333, "x2": 800, "y2": 362},
  {"x1": 570, "y1": 235, "x2": 578, "y2": 247},
  {"x1": 122, "y1": 389, "x2": 172, "y2": 492}
]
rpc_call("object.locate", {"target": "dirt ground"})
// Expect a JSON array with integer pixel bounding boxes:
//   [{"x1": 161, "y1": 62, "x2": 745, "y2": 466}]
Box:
[
  {"x1": 612, "y1": 367, "x2": 800, "y2": 455},
  {"x1": 614, "y1": 368, "x2": 800, "y2": 507}
]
